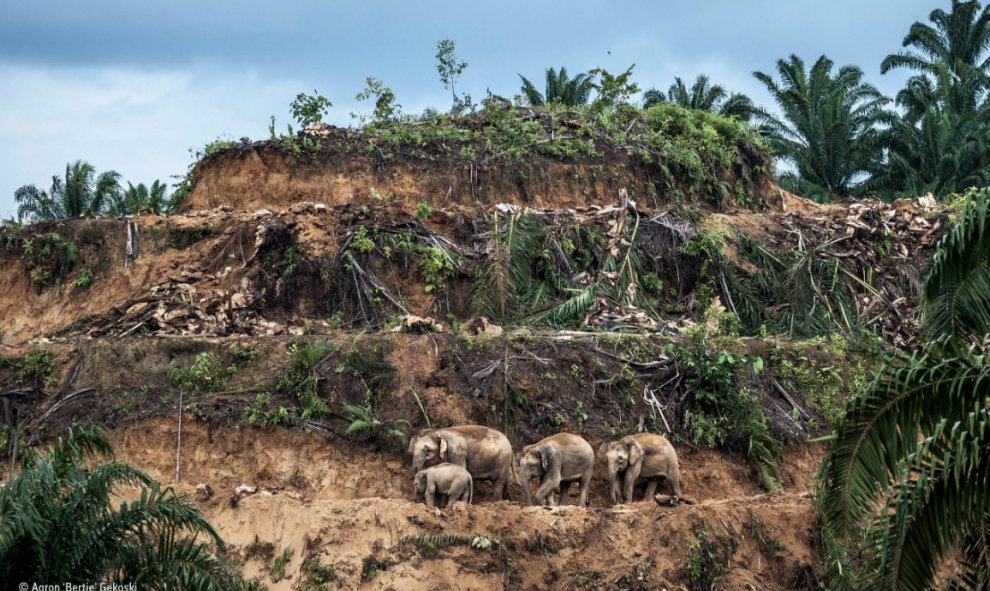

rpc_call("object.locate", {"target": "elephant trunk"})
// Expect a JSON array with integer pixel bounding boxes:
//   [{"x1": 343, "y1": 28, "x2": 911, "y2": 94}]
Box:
[{"x1": 520, "y1": 465, "x2": 534, "y2": 505}]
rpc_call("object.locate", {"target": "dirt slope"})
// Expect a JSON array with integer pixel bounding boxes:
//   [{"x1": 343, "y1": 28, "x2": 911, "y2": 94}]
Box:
[
  {"x1": 182, "y1": 146, "x2": 651, "y2": 214},
  {"x1": 1, "y1": 124, "x2": 939, "y2": 591},
  {"x1": 114, "y1": 418, "x2": 823, "y2": 591}
]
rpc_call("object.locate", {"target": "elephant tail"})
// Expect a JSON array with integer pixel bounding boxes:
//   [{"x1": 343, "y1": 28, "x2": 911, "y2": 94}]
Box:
[
  {"x1": 468, "y1": 476, "x2": 474, "y2": 504},
  {"x1": 511, "y1": 455, "x2": 521, "y2": 487}
]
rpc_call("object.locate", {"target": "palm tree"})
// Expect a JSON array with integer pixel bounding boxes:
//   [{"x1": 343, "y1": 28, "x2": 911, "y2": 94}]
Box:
[
  {"x1": 819, "y1": 186, "x2": 990, "y2": 590},
  {"x1": 110, "y1": 180, "x2": 171, "y2": 216},
  {"x1": 518, "y1": 67, "x2": 595, "y2": 106},
  {"x1": 875, "y1": 1, "x2": 990, "y2": 199},
  {"x1": 0, "y1": 425, "x2": 238, "y2": 589},
  {"x1": 642, "y1": 75, "x2": 758, "y2": 121},
  {"x1": 881, "y1": 0, "x2": 990, "y2": 113},
  {"x1": 753, "y1": 55, "x2": 892, "y2": 200},
  {"x1": 870, "y1": 66, "x2": 990, "y2": 198},
  {"x1": 14, "y1": 160, "x2": 121, "y2": 222}
]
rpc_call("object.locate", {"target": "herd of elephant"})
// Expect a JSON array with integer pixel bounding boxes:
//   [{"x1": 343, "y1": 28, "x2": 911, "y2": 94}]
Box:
[{"x1": 408, "y1": 425, "x2": 682, "y2": 508}]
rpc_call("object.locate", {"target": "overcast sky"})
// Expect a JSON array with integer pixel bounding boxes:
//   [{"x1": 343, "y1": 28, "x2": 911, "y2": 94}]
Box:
[{"x1": 0, "y1": 0, "x2": 941, "y2": 218}]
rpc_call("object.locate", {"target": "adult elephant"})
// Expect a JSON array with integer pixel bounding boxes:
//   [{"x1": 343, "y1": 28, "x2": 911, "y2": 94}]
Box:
[
  {"x1": 516, "y1": 433, "x2": 594, "y2": 507},
  {"x1": 599, "y1": 433, "x2": 681, "y2": 504},
  {"x1": 407, "y1": 425, "x2": 512, "y2": 500}
]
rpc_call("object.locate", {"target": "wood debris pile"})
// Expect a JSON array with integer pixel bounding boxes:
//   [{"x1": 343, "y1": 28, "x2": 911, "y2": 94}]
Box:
[
  {"x1": 764, "y1": 196, "x2": 945, "y2": 346},
  {"x1": 76, "y1": 268, "x2": 290, "y2": 338}
]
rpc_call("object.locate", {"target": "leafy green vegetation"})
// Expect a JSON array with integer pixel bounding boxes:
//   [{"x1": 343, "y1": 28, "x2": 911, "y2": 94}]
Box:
[
  {"x1": 202, "y1": 138, "x2": 236, "y2": 157},
  {"x1": 14, "y1": 160, "x2": 179, "y2": 221},
  {"x1": 290, "y1": 91, "x2": 332, "y2": 128},
  {"x1": 343, "y1": 403, "x2": 408, "y2": 445},
  {"x1": 0, "y1": 349, "x2": 55, "y2": 387},
  {"x1": 755, "y1": 55, "x2": 890, "y2": 201},
  {"x1": 768, "y1": 336, "x2": 874, "y2": 427},
  {"x1": 0, "y1": 425, "x2": 240, "y2": 589},
  {"x1": 673, "y1": 336, "x2": 782, "y2": 489},
  {"x1": 435, "y1": 39, "x2": 471, "y2": 114},
  {"x1": 277, "y1": 340, "x2": 335, "y2": 420},
  {"x1": 20, "y1": 231, "x2": 78, "y2": 287},
  {"x1": 819, "y1": 186, "x2": 990, "y2": 589},
  {"x1": 111, "y1": 179, "x2": 173, "y2": 215},
  {"x1": 300, "y1": 556, "x2": 337, "y2": 590},
  {"x1": 73, "y1": 267, "x2": 93, "y2": 288},
  {"x1": 643, "y1": 74, "x2": 760, "y2": 123},
  {"x1": 685, "y1": 528, "x2": 731, "y2": 591},
  {"x1": 170, "y1": 351, "x2": 231, "y2": 394},
  {"x1": 269, "y1": 547, "x2": 293, "y2": 581},
  {"x1": 14, "y1": 161, "x2": 121, "y2": 223},
  {"x1": 518, "y1": 67, "x2": 595, "y2": 106}
]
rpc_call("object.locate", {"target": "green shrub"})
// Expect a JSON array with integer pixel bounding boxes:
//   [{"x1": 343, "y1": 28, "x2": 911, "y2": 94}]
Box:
[
  {"x1": 74, "y1": 268, "x2": 93, "y2": 289},
  {"x1": 300, "y1": 556, "x2": 337, "y2": 591},
  {"x1": 290, "y1": 91, "x2": 332, "y2": 128},
  {"x1": 675, "y1": 337, "x2": 782, "y2": 489},
  {"x1": 170, "y1": 351, "x2": 229, "y2": 394},
  {"x1": 277, "y1": 341, "x2": 335, "y2": 420},
  {"x1": 21, "y1": 232, "x2": 78, "y2": 287},
  {"x1": 203, "y1": 138, "x2": 236, "y2": 157},
  {"x1": 1, "y1": 350, "x2": 55, "y2": 387},
  {"x1": 686, "y1": 528, "x2": 729, "y2": 591}
]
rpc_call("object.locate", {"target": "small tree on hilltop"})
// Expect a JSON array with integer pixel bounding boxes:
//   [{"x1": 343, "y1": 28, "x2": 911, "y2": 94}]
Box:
[
  {"x1": 290, "y1": 90, "x2": 333, "y2": 128},
  {"x1": 355, "y1": 76, "x2": 402, "y2": 123},
  {"x1": 589, "y1": 64, "x2": 640, "y2": 112},
  {"x1": 435, "y1": 39, "x2": 472, "y2": 114}
]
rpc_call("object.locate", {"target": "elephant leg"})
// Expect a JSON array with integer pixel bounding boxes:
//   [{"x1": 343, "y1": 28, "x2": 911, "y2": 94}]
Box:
[
  {"x1": 534, "y1": 473, "x2": 561, "y2": 507},
  {"x1": 578, "y1": 471, "x2": 592, "y2": 508},
  {"x1": 558, "y1": 481, "x2": 571, "y2": 506},
  {"x1": 539, "y1": 481, "x2": 558, "y2": 507},
  {"x1": 669, "y1": 472, "x2": 682, "y2": 499},
  {"x1": 448, "y1": 483, "x2": 466, "y2": 505},
  {"x1": 493, "y1": 474, "x2": 508, "y2": 501},
  {"x1": 425, "y1": 483, "x2": 436, "y2": 508},
  {"x1": 643, "y1": 479, "x2": 659, "y2": 500}
]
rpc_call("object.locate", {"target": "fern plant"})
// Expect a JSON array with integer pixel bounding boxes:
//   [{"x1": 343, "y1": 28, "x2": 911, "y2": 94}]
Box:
[{"x1": 343, "y1": 404, "x2": 408, "y2": 445}]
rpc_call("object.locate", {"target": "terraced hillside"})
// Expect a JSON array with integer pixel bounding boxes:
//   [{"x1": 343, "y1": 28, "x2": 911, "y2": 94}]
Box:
[{"x1": 0, "y1": 109, "x2": 947, "y2": 590}]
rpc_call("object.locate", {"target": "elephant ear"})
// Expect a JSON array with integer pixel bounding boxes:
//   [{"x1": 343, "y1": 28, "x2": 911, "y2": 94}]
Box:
[
  {"x1": 539, "y1": 447, "x2": 549, "y2": 472},
  {"x1": 407, "y1": 435, "x2": 419, "y2": 454},
  {"x1": 438, "y1": 435, "x2": 448, "y2": 461},
  {"x1": 415, "y1": 471, "x2": 426, "y2": 487},
  {"x1": 626, "y1": 440, "x2": 644, "y2": 467}
]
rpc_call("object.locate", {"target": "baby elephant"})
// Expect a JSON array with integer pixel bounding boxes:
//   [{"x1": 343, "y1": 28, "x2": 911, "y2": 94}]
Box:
[
  {"x1": 600, "y1": 433, "x2": 681, "y2": 505},
  {"x1": 414, "y1": 463, "x2": 473, "y2": 508}
]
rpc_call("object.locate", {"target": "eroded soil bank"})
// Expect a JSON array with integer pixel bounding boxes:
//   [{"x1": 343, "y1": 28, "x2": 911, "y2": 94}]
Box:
[{"x1": 114, "y1": 418, "x2": 823, "y2": 591}]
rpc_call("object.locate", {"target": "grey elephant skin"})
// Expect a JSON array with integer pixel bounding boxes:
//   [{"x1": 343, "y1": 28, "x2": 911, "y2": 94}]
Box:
[
  {"x1": 414, "y1": 462, "x2": 473, "y2": 507},
  {"x1": 517, "y1": 432, "x2": 594, "y2": 507},
  {"x1": 407, "y1": 425, "x2": 513, "y2": 500},
  {"x1": 599, "y1": 433, "x2": 682, "y2": 504}
]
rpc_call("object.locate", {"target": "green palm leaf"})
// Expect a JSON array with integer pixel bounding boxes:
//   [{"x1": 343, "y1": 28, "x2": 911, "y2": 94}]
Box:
[
  {"x1": 923, "y1": 187, "x2": 990, "y2": 343},
  {"x1": 820, "y1": 181, "x2": 990, "y2": 589},
  {"x1": 0, "y1": 424, "x2": 238, "y2": 588}
]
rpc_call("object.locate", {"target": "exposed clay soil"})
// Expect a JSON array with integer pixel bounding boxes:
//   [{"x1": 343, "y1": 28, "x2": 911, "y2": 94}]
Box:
[
  {"x1": 181, "y1": 146, "x2": 653, "y2": 214},
  {"x1": 0, "y1": 139, "x2": 937, "y2": 591},
  {"x1": 113, "y1": 418, "x2": 823, "y2": 591}
]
